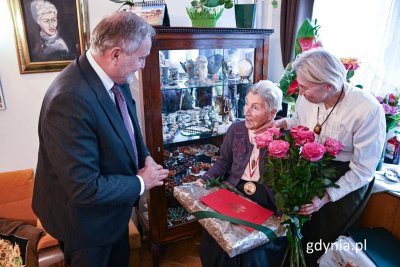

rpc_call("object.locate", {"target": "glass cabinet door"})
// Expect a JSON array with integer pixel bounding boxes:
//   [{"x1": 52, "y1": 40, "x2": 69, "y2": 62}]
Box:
[{"x1": 159, "y1": 47, "x2": 256, "y2": 227}]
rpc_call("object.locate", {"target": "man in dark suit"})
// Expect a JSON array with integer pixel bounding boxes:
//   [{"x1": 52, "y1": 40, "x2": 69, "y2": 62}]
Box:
[{"x1": 32, "y1": 12, "x2": 168, "y2": 267}]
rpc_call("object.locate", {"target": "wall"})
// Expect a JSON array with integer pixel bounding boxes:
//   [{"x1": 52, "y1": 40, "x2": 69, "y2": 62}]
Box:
[{"x1": 0, "y1": 0, "x2": 282, "y2": 172}]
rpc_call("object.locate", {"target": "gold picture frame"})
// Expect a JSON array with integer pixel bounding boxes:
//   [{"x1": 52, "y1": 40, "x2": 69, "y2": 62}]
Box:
[
  {"x1": 8, "y1": 0, "x2": 90, "y2": 74},
  {"x1": 0, "y1": 80, "x2": 5, "y2": 110}
]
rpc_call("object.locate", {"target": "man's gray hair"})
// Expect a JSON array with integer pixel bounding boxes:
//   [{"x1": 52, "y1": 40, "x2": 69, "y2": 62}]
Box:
[
  {"x1": 31, "y1": 0, "x2": 57, "y2": 24},
  {"x1": 292, "y1": 48, "x2": 347, "y2": 92},
  {"x1": 247, "y1": 80, "x2": 283, "y2": 112},
  {"x1": 90, "y1": 11, "x2": 155, "y2": 55}
]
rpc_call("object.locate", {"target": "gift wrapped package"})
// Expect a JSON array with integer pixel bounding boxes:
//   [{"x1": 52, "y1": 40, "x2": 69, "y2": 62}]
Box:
[{"x1": 173, "y1": 184, "x2": 286, "y2": 257}]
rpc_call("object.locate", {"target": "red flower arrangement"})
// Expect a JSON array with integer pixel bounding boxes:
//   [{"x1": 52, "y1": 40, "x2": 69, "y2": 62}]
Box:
[{"x1": 255, "y1": 126, "x2": 343, "y2": 266}]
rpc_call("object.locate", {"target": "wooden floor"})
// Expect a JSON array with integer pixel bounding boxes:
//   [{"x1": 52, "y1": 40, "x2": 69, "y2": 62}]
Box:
[{"x1": 138, "y1": 232, "x2": 202, "y2": 267}]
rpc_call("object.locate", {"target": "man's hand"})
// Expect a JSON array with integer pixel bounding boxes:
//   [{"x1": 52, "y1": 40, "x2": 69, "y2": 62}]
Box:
[
  {"x1": 137, "y1": 156, "x2": 169, "y2": 191},
  {"x1": 298, "y1": 192, "x2": 331, "y2": 216}
]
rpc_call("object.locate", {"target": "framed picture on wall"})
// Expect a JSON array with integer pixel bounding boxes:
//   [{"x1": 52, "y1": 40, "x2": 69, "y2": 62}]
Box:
[
  {"x1": 0, "y1": 81, "x2": 5, "y2": 110},
  {"x1": 8, "y1": 0, "x2": 90, "y2": 74}
]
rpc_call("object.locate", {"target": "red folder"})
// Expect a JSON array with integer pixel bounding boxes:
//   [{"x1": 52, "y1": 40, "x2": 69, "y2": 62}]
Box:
[{"x1": 200, "y1": 188, "x2": 273, "y2": 232}]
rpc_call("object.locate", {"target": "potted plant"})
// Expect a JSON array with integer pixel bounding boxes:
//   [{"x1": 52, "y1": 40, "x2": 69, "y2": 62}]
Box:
[{"x1": 186, "y1": 0, "x2": 234, "y2": 27}]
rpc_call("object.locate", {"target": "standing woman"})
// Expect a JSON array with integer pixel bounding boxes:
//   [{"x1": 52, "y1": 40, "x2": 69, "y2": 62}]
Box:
[{"x1": 275, "y1": 48, "x2": 386, "y2": 266}]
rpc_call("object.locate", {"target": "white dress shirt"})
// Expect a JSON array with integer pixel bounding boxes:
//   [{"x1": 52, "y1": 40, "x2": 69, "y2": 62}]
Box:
[
  {"x1": 86, "y1": 50, "x2": 145, "y2": 195},
  {"x1": 285, "y1": 84, "x2": 386, "y2": 201}
]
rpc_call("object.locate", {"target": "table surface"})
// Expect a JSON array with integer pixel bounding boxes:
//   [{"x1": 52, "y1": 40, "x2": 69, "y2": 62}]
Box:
[{"x1": 374, "y1": 163, "x2": 400, "y2": 197}]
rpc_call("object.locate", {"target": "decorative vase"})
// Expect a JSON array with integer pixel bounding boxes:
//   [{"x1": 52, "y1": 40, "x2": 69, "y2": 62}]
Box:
[
  {"x1": 186, "y1": 5, "x2": 224, "y2": 28},
  {"x1": 190, "y1": 18, "x2": 218, "y2": 27},
  {"x1": 234, "y1": 0, "x2": 256, "y2": 28}
]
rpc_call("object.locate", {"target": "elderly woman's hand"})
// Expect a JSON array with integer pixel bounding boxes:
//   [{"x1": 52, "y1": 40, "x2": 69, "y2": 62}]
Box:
[{"x1": 298, "y1": 192, "x2": 331, "y2": 216}]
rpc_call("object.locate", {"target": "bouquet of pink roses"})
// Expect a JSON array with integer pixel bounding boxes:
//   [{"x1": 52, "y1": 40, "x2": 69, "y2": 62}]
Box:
[{"x1": 255, "y1": 126, "x2": 343, "y2": 267}]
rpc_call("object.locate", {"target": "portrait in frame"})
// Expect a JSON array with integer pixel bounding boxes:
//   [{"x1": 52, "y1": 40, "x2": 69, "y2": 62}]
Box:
[{"x1": 8, "y1": 0, "x2": 90, "y2": 74}]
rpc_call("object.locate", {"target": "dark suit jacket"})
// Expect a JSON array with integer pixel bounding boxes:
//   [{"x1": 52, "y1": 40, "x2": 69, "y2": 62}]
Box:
[
  {"x1": 201, "y1": 121, "x2": 267, "y2": 186},
  {"x1": 32, "y1": 53, "x2": 149, "y2": 247}
]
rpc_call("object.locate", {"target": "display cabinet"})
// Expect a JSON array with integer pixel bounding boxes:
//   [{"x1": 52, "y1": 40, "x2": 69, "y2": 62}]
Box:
[{"x1": 138, "y1": 26, "x2": 274, "y2": 263}]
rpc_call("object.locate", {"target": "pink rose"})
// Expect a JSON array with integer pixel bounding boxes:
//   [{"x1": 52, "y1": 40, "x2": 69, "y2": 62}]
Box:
[
  {"x1": 294, "y1": 130, "x2": 315, "y2": 146},
  {"x1": 255, "y1": 131, "x2": 274, "y2": 149},
  {"x1": 255, "y1": 128, "x2": 281, "y2": 148},
  {"x1": 268, "y1": 140, "x2": 290, "y2": 158},
  {"x1": 267, "y1": 127, "x2": 282, "y2": 139},
  {"x1": 324, "y1": 138, "x2": 344, "y2": 156},
  {"x1": 301, "y1": 142, "x2": 326, "y2": 161},
  {"x1": 290, "y1": 126, "x2": 315, "y2": 146},
  {"x1": 290, "y1": 126, "x2": 310, "y2": 138}
]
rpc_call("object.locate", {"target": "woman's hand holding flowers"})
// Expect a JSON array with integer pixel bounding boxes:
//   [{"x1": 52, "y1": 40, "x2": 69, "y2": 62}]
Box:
[{"x1": 298, "y1": 192, "x2": 331, "y2": 216}]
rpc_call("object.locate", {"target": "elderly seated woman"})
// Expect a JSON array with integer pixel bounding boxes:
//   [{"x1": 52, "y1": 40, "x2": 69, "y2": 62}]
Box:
[{"x1": 196, "y1": 80, "x2": 287, "y2": 267}]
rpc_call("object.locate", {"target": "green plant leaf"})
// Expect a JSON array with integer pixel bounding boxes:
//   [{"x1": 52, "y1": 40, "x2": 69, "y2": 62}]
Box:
[
  {"x1": 205, "y1": 0, "x2": 220, "y2": 7},
  {"x1": 346, "y1": 70, "x2": 355, "y2": 80},
  {"x1": 224, "y1": 1, "x2": 233, "y2": 9}
]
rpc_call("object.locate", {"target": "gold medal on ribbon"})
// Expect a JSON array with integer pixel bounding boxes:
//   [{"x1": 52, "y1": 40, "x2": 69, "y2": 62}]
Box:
[{"x1": 244, "y1": 181, "x2": 256, "y2": 195}]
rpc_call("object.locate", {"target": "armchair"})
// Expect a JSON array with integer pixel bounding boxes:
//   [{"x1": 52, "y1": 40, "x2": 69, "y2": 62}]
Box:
[{"x1": 0, "y1": 169, "x2": 141, "y2": 267}]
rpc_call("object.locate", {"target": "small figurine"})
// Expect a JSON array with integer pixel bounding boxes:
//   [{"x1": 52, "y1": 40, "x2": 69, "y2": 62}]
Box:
[
  {"x1": 196, "y1": 55, "x2": 208, "y2": 82},
  {"x1": 185, "y1": 60, "x2": 195, "y2": 80}
]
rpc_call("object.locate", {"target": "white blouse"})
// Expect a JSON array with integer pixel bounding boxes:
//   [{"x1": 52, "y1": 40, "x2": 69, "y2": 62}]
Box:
[{"x1": 285, "y1": 85, "x2": 386, "y2": 201}]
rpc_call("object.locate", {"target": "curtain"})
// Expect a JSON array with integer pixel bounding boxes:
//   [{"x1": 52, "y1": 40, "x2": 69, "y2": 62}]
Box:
[
  {"x1": 313, "y1": 0, "x2": 400, "y2": 94},
  {"x1": 280, "y1": 0, "x2": 314, "y2": 66}
]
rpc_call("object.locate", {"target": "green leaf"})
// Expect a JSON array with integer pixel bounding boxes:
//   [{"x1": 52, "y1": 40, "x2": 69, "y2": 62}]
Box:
[
  {"x1": 346, "y1": 70, "x2": 355, "y2": 80},
  {"x1": 205, "y1": 0, "x2": 220, "y2": 7},
  {"x1": 224, "y1": 2, "x2": 233, "y2": 8}
]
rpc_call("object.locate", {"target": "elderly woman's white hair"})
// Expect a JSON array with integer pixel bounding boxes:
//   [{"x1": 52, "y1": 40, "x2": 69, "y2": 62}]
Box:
[
  {"x1": 247, "y1": 80, "x2": 283, "y2": 112},
  {"x1": 30, "y1": 0, "x2": 57, "y2": 24}
]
